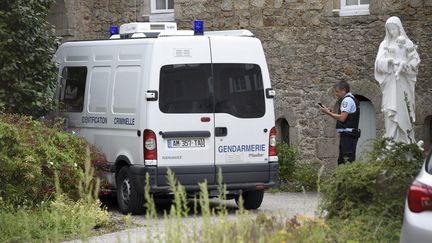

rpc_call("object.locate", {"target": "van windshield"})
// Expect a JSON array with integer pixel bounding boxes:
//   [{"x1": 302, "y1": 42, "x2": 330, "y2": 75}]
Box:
[{"x1": 159, "y1": 63, "x2": 265, "y2": 118}]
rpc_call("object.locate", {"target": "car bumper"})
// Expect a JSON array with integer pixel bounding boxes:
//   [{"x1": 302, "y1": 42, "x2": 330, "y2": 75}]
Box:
[
  {"x1": 129, "y1": 162, "x2": 279, "y2": 194},
  {"x1": 400, "y1": 203, "x2": 432, "y2": 243}
]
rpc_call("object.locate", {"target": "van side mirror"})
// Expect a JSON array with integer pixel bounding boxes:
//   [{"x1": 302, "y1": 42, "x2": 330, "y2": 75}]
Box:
[
  {"x1": 266, "y1": 88, "x2": 275, "y2": 99},
  {"x1": 146, "y1": 90, "x2": 158, "y2": 101}
]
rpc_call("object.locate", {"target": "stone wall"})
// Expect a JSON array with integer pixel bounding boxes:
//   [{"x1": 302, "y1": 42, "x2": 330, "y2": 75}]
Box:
[
  {"x1": 48, "y1": 0, "x2": 150, "y2": 41},
  {"x1": 175, "y1": 0, "x2": 432, "y2": 171}
]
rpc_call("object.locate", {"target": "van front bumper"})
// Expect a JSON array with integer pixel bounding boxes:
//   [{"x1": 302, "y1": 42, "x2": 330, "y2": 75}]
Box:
[{"x1": 129, "y1": 162, "x2": 279, "y2": 194}]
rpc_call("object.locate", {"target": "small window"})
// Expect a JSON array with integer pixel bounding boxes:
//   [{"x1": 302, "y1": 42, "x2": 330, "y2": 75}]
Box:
[
  {"x1": 159, "y1": 64, "x2": 213, "y2": 114},
  {"x1": 59, "y1": 67, "x2": 87, "y2": 112},
  {"x1": 340, "y1": 0, "x2": 370, "y2": 16},
  {"x1": 151, "y1": 0, "x2": 174, "y2": 13},
  {"x1": 214, "y1": 64, "x2": 265, "y2": 118}
]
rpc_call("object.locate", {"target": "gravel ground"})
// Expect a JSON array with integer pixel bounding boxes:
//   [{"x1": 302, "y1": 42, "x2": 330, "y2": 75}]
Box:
[{"x1": 66, "y1": 192, "x2": 319, "y2": 243}]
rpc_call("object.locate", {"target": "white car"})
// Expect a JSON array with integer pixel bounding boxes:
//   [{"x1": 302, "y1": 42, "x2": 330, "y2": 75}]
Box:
[
  {"x1": 400, "y1": 152, "x2": 432, "y2": 243},
  {"x1": 54, "y1": 22, "x2": 279, "y2": 214}
]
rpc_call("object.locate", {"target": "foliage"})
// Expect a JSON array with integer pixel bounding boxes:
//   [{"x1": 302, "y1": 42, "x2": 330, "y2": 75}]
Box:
[
  {"x1": 320, "y1": 137, "x2": 424, "y2": 242},
  {"x1": 0, "y1": 0, "x2": 59, "y2": 116},
  {"x1": 0, "y1": 114, "x2": 117, "y2": 242},
  {"x1": 277, "y1": 142, "x2": 321, "y2": 192},
  {"x1": 0, "y1": 114, "x2": 101, "y2": 206},
  {"x1": 0, "y1": 150, "x2": 110, "y2": 243},
  {"x1": 0, "y1": 191, "x2": 111, "y2": 243}
]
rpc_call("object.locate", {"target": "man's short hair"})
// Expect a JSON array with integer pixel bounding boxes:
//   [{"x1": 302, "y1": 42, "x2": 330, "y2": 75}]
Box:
[{"x1": 334, "y1": 81, "x2": 350, "y2": 92}]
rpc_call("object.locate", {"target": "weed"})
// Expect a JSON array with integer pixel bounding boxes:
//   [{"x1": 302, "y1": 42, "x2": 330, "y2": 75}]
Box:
[
  {"x1": 135, "y1": 166, "x2": 330, "y2": 243},
  {"x1": 0, "y1": 181, "x2": 110, "y2": 242}
]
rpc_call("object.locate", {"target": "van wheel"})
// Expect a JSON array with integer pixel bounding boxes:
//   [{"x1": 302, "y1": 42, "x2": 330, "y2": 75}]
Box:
[
  {"x1": 235, "y1": 190, "x2": 264, "y2": 210},
  {"x1": 116, "y1": 166, "x2": 145, "y2": 215}
]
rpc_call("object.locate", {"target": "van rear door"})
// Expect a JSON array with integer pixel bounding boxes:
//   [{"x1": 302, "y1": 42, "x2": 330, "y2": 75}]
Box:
[
  {"x1": 210, "y1": 37, "x2": 274, "y2": 184},
  {"x1": 149, "y1": 37, "x2": 215, "y2": 186}
]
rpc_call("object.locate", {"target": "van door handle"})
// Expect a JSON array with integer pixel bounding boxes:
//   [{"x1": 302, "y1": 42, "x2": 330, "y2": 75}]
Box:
[{"x1": 215, "y1": 127, "x2": 227, "y2": 137}]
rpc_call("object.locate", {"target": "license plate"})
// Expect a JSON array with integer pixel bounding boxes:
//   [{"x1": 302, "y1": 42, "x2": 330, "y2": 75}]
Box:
[{"x1": 168, "y1": 138, "x2": 205, "y2": 148}]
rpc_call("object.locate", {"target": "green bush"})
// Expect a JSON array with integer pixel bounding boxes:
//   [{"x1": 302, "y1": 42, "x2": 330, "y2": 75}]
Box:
[
  {"x1": 0, "y1": 0, "x2": 59, "y2": 116},
  {"x1": 277, "y1": 142, "x2": 321, "y2": 192},
  {"x1": 0, "y1": 195, "x2": 111, "y2": 242},
  {"x1": 321, "y1": 138, "x2": 424, "y2": 242},
  {"x1": 0, "y1": 114, "x2": 112, "y2": 242},
  {"x1": 277, "y1": 142, "x2": 298, "y2": 181},
  {"x1": 0, "y1": 114, "x2": 92, "y2": 206}
]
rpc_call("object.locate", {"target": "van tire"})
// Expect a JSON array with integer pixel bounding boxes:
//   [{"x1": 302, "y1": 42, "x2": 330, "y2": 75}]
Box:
[
  {"x1": 116, "y1": 166, "x2": 145, "y2": 215},
  {"x1": 236, "y1": 190, "x2": 264, "y2": 210}
]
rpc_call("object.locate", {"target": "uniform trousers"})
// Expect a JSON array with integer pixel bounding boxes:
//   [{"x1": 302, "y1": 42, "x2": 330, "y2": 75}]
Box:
[{"x1": 337, "y1": 132, "x2": 359, "y2": 165}]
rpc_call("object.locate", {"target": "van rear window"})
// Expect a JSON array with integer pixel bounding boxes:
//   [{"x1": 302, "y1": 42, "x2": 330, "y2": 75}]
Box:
[
  {"x1": 159, "y1": 63, "x2": 265, "y2": 118},
  {"x1": 159, "y1": 64, "x2": 213, "y2": 113},
  {"x1": 214, "y1": 64, "x2": 265, "y2": 118},
  {"x1": 59, "y1": 67, "x2": 87, "y2": 112}
]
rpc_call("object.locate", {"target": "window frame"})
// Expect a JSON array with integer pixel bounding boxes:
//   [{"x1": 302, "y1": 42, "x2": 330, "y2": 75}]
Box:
[
  {"x1": 59, "y1": 66, "x2": 88, "y2": 113},
  {"x1": 151, "y1": 0, "x2": 174, "y2": 14},
  {"x1": 339, "y1": 0, "x2": 370, "y2": 17}
]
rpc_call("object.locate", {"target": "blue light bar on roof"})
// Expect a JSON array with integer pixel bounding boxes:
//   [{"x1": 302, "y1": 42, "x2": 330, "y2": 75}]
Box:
[
  {"x1": 109, "y1": 26, "x2": 119, "y2": 36},
  {"x1": 194, "y1": 20, "x2": 204, "y2": 35}
]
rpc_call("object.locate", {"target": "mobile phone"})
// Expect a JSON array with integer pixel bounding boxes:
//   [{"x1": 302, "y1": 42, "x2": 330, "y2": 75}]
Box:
[{"x1": 318, "y1": 103, "x2": 324, "y2": 108}]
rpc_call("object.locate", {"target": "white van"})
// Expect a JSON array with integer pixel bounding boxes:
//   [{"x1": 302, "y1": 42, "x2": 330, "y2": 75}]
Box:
[{"x1": 55, "y1": 22, "x2": 278, "y2": 214}]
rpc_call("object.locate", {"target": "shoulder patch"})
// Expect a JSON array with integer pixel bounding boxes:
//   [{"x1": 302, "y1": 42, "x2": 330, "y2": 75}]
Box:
[{"x1": 342, "y1": 101, "x2": 348, "y2": 108}]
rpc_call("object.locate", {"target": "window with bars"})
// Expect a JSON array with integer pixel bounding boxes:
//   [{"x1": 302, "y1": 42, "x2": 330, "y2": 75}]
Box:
[
  {"x1": 151, "y1": 0, "x2": 174, "y2": 13},
  {"x1": 340, "y1": 0, "x2": 370, "y2": 16}
]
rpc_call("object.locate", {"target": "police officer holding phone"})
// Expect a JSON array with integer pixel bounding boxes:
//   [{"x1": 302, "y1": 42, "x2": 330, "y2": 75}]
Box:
[{"x1": 320, "y1": 81, "x2": 360, "y2": 164}]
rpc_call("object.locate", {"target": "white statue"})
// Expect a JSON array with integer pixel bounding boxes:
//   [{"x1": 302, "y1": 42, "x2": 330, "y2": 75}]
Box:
[{"x1": 374, "y1": 16, "x2": 420, "y2": 143}]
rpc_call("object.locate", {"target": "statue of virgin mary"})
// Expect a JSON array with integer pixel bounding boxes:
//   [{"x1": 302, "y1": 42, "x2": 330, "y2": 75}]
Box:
[{"x1": 374, "y1": 16, "x2": 420, "y2": 143}]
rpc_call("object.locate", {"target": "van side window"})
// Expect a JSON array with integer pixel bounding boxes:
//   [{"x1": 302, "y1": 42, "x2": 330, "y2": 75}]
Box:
[
  {"x1": 159, "y1": 64, "x2": 213, "y2": 113},
  {"x1": 59, "y1": 67, "x2": 87, "y2": 112},
  {"x1": 214, "y1": 64, "x2": 265, "y2": 118}
]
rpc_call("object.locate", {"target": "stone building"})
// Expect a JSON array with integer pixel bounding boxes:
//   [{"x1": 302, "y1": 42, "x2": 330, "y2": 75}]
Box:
[{"x1": 48, "y1": 0, "x2": 432, "y2": 172}]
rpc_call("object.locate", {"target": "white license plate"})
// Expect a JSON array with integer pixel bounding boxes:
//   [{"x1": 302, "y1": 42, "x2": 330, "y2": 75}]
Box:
[{"x1": 168, "y1": 138, "x2": 205, "y2": 148}]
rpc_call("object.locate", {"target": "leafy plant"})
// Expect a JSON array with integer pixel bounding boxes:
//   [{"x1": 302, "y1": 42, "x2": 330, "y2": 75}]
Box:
[
  {"x1": 0, "y1": 145, "x2": 111, "y2": 243},
  {"x1": 277, "y1": 142, "x2": 321, "y2": 192},
  {"x1": 0, "y1": 114, "x2": 103, "y2": 206},
  {"x1": 320, "y1": 137, "x2": 424, "y2": 242},
  {"x1": 0, "y1": 0, "x2": 59, "y2": 116}
]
